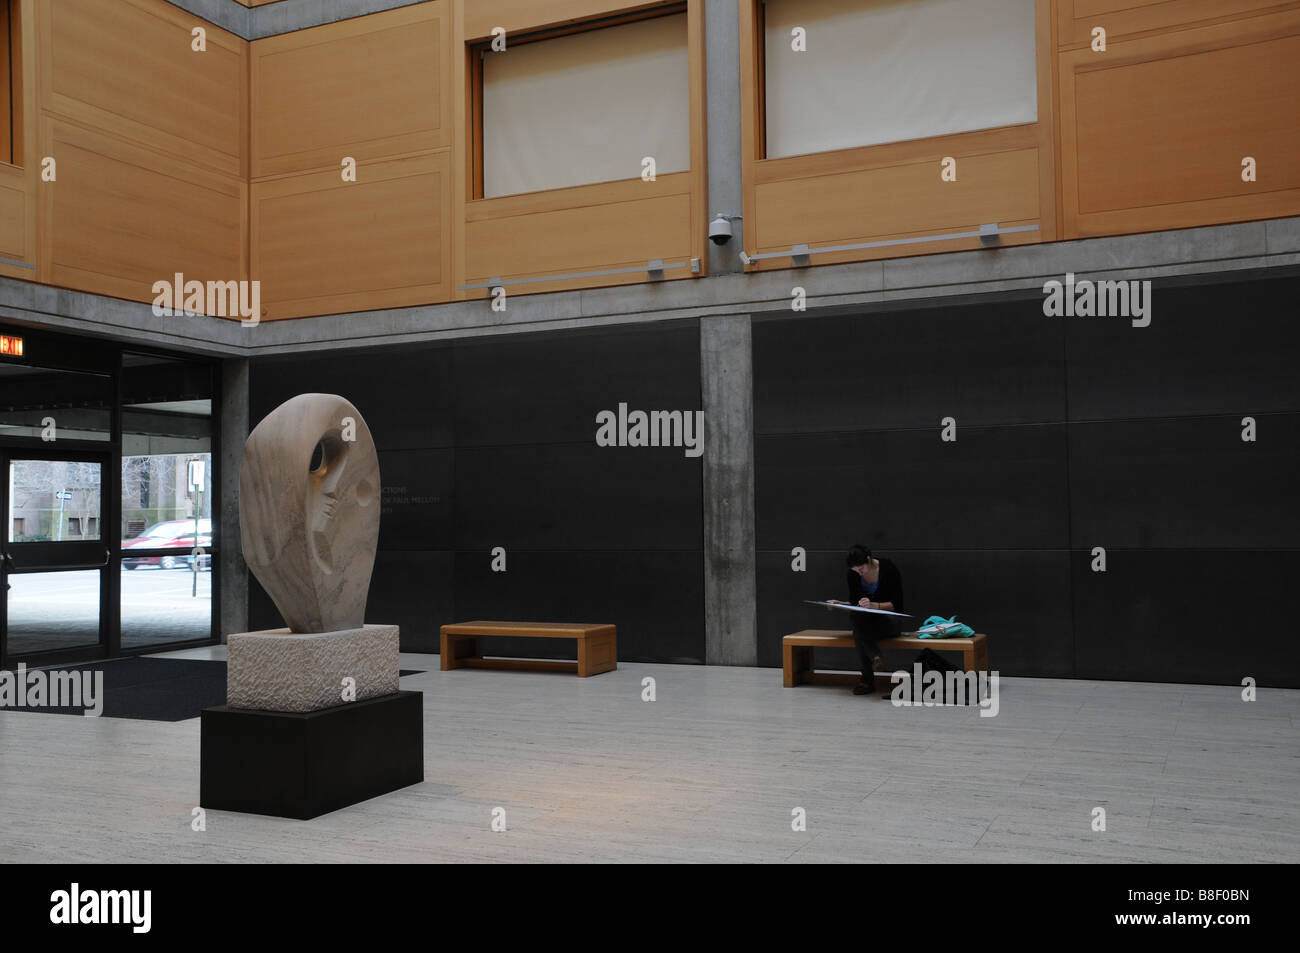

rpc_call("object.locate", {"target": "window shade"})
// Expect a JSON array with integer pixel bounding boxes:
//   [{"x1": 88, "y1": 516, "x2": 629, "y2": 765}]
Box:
[
  {"x1": 763, "y1": 0, "x2": 1038, "y2": 159},
  {"x1": 482, "y1": 13, "x2": 691, "y2": 198}
]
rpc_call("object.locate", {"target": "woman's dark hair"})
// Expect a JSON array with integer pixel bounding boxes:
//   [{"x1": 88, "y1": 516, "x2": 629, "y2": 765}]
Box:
[{"x1": 846, "y1": 544, "x2": 873, "y2": 568}]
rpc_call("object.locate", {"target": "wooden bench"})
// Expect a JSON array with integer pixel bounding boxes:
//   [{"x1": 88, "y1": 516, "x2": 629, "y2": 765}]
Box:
[
  {"x1": 440, "y1": 621, "x2": 618, "y2": 677},
  {"x1": 783, "y1": 629, "x2": 988, "y2": 691}
]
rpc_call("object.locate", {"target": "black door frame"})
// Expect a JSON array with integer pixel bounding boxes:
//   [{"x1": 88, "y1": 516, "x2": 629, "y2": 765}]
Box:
[
  {"x1": 0, "y1": 323, "x2": 222, "y2": 669},
  {"x1": 0, "y1": 446, "x2": 113, "y2": 666}
]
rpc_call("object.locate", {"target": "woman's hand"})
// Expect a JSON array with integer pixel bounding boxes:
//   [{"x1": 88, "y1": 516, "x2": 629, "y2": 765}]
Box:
[{"x1": 859, "y1": 598, "x2": 871, "y2": 608}]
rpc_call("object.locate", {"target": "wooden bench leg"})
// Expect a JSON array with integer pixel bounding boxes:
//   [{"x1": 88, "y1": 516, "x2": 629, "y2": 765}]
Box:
[
  {"x1": 440, "y1": 632, "x2": 482, "y2": 671},
  {"x1": 577, "y1": 629, "x2": 618, "y2": 677},
  {"x1": 972, "y1": 639, "x2": 989, "y2": 702},
  {"x1": 784, "y1": 644, "x2": 814, "y2": 687}
]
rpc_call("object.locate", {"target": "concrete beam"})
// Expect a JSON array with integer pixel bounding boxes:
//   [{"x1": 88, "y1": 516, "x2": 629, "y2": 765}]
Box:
[{"x1": 700, "y1": 314, "x2": 756, "y2": 667}]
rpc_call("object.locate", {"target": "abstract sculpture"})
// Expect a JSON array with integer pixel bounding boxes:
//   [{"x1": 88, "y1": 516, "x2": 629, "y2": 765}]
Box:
[
  {"x1": 203, "y1": 393, "x2": 421, "y2": 819},
  {"x1": 239, "y1": 393, "x2": 380, "y2": 633},
  {"x1": 227, "y1": 393, "x2": 396, "y2": 713}
]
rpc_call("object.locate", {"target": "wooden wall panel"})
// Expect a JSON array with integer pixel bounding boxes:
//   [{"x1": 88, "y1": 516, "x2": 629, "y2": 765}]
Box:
[
  {"x1": 738, "y1": 0, "x2": 1057, "y2": 272},
  {"x1": 454, "y1": 0, "x2": 707, "y2": 299},
  {"x1": 751, "y1": 147, "x2": 1042, "y2": 267},
  {"x1": 465, "y1": 179, "x2": 694, "y2": 293},
  {"x1": 0, "y1": 176, "x2": 26, "y2": 260},
  {"x1": 251, "y1": 2, "x2": 450, "y2": 179},
  {"x1": 251, "y1": 154, "x2": 450, "y2": 320},
  {"x1": 38, "y1": 0, "x2": 246, "y2": 179},
  {"x1": 1055, "y1": 0, "x2": 1292, "y2": 47},
  {"x1": 40, "y1": 119, "x2": 245, "y2": 306},
  {"x1": 0, "y1": 0, "x2": 35, "y2": 280},
  {"x1": 1060, "y1": 10, "x2": 1300, "y2": 238}
]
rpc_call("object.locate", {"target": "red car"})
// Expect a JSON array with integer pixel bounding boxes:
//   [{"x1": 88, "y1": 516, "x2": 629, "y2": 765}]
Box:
[{"x1": 121, "y1": 520, "x2": 213, "y2": 570}]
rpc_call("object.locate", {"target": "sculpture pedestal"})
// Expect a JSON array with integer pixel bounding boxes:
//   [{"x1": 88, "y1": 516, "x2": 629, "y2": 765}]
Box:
[
  {"x1": 200, "y1": 691, "x2": 424, "y2": 820},
  {"x1": 227, "y1": 624, "x2": 399, "y2": 713}
]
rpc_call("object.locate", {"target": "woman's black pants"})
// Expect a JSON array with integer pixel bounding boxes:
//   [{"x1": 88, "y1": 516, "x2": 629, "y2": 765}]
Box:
[{"x1": 851, "y1": 613, "x2": 897, "y2": 680}]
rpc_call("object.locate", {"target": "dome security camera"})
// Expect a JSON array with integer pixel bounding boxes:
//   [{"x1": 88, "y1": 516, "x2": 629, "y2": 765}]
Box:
[{"x1": 709, "y1": 214, "x2": 732, "y2": 246}]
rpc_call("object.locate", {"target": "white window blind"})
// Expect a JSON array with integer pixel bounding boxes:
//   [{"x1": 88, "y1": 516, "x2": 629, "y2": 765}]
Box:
[
  {"x1": 763, "y1": 0, "x2": 1038, "y2": 159},
  {"x1": 482, "y1": 13, "x2": 691, "y2": 198}
]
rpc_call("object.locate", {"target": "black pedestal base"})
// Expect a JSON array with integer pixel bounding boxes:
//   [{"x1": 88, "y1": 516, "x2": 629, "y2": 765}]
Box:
[{"x1": 201, "y1": 690, "x2": 423, "y2": 820}]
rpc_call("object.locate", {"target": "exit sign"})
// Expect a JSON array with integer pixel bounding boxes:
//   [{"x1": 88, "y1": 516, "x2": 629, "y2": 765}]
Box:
[{"x1": 0, "y1": 334, "x2": 23, "y2": 357}]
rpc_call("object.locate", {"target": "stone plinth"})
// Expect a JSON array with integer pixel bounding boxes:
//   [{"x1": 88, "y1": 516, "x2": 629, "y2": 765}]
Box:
[{"x1": 227, "y1": 624, "x2": 399, "y2": 713}]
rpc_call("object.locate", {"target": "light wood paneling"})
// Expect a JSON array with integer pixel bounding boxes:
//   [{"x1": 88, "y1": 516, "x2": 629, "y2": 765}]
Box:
[
  {"x1": 455, "y1": 0, "x2": 707, "y2": 298},
  {"x1": 464, "y1": 175, "x2": 694, "y2": 293},
  {"x1": 464, "y1": 0, "x2": 666, "y2": 40},
  {"x1": 37, "y1": 0, "x2": 246, "y2": 179},
  {"x1": 251, "y1": 153, "x2": 450, "y2": 320},
  {"x1": 0, "y1": 0, "x2": 35, "y2": 280},
  {"x1": 39, "y1": 119, "x2": 246, "y2": 306},
  {"x1": 1059, "y1": 10, "x2": 1300, "y2": 238},
  {"x1": 739, "y1": 0, "x2": 1057, "y2": 272},
  {"x1": 251, "y1": 2, "x2": 450, "y2": 179},
  {"x1": 0, "y1": 176, "x2": 26, "y2": 261},
  {"x1": 1055, "y1": 0, "x2": 1293, "y2": 48},
  {"x1": 752, "y1": 147, "x2": 1042, "y2": 267}
]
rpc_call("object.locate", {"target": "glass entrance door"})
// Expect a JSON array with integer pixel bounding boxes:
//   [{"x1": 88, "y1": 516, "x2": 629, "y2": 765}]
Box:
[{"x1": 0, "y1": 451, "x2": 109, "y2": 665}]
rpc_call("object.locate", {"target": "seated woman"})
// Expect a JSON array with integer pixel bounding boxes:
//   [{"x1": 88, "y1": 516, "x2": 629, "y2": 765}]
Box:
[{"x1": 828, "y1": 544, "x2": 905, "y2": 696}]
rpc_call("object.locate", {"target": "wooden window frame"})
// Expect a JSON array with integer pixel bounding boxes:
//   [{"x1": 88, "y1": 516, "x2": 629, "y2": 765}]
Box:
[
  {"x1": 738, "y1": 0, "x2": 1059, "y2": 268},
  {"x1": 465, "y1": 1, "x2": 689, "y2": 201},
  {"x1": 1, "y1": 0, "x2": 15, "y2": 166},
  {"x1": 749, "y1": 0, "x2": 1045, "y2": 162}
]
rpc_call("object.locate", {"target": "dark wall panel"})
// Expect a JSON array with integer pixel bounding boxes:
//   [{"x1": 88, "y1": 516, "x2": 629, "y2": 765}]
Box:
[
  {"x1": 455, "y1": 443, "x2": 701, "y2": 552},
  {"x1": 252, "y1": 346, "x2": 455, "y2": 451},
  {"x1": 1072, "y1": 549, "x2": 1300, "y2": 687},
  {"x1": 753, "y1": 273, "x2": 1300, "y2": 686},
  {"x1": 1070, "y1": 414, "x2": 1300, "y2": 550},
  {"x1": 366, "y1": 550, "x2": 456, "y2": 654},
  {"x1": 452, "y1": 326, "x2": 701, "y2": 447},
  {"x1": 754, "y1": 298, "x2": 1065, "y2": 434},
  {"x1": 377, "y1": 449, "x2": 454, "y2": 552},
  {"x1": 249, "y1": 323, "x2": 705, "y2": 663},
  {"x1": 755, "y1": 425, "x2": 1069, "y2": 552},
  {"x1": 453, "y1": 550, "x2": 704, "y2": 663},
  {"x1": 1067, "y1": 278, "x2": 1300, "y2": 421}
]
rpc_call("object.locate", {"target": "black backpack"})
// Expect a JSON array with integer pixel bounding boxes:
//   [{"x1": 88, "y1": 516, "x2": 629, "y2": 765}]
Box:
[{"x1": 911, "y1": 648, "x2": 959, "y2": 704}]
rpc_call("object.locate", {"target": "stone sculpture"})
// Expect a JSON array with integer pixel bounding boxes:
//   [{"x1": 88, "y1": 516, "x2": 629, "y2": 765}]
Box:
[
  {"x1": 229, "y1": 394, "x2": 397, "y2": 713},
  {"x1": 239, "y1": 393, "x2": 380, "y2": 633}
]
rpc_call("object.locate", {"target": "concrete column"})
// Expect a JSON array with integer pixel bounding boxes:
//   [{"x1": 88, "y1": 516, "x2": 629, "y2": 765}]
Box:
[
  {"x1": 219, "y1": 357, "x2": 249, "y2": 640},
  {"x1": 704, "y1": 0, "x2": 745, "y2": 276},
  {"x1": 701, "y1": 314, "x2": 756, "y2": 665}
]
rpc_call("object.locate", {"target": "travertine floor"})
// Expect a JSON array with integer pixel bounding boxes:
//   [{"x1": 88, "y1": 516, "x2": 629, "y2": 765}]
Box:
[{"x1": 1, "y1": 646, "x2": 1296, "y2": 863}]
